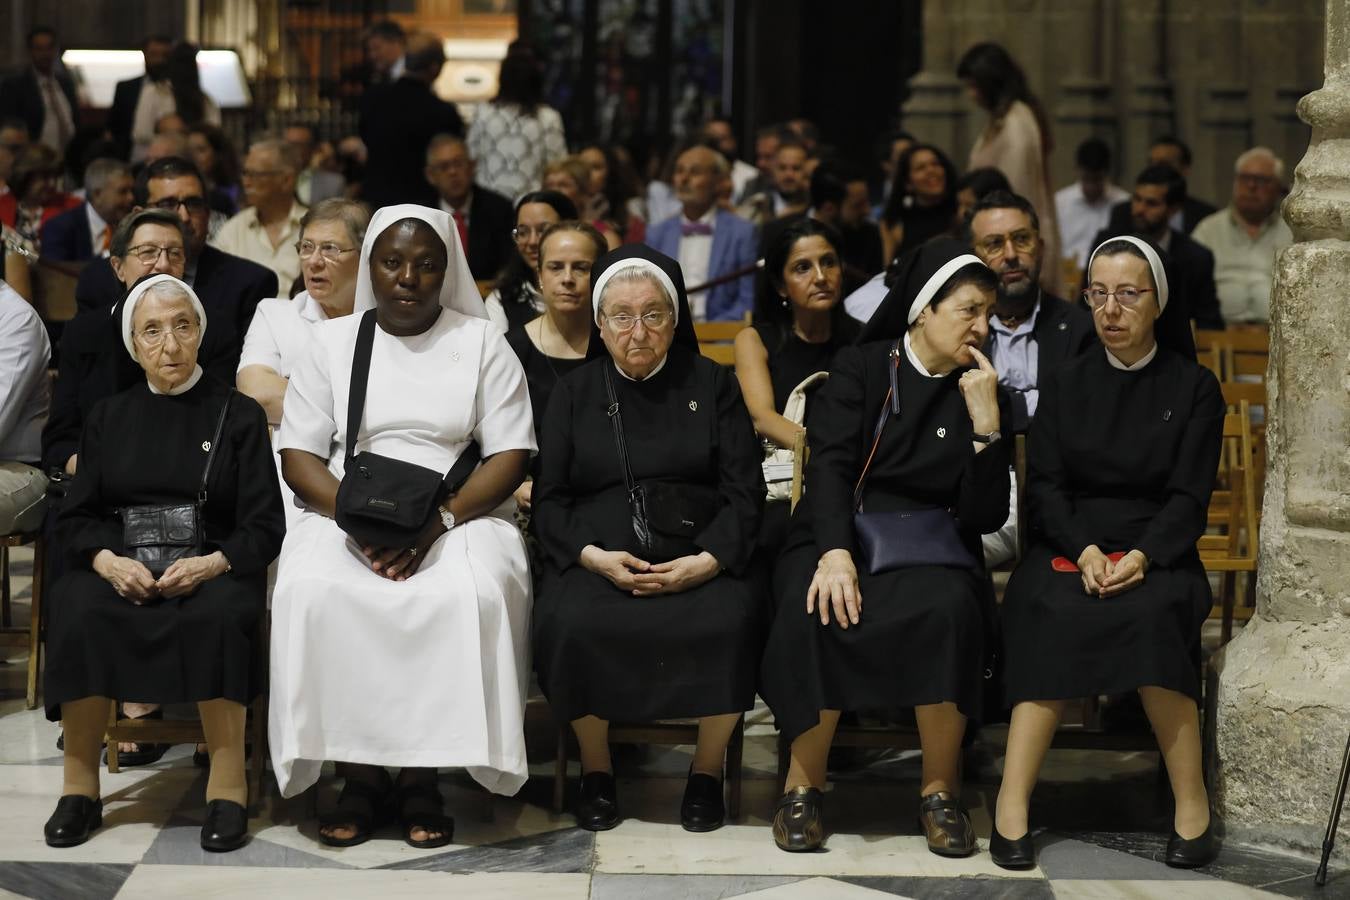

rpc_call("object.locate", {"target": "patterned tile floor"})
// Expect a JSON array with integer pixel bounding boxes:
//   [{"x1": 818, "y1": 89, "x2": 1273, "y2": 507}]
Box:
[{"x1": 2, "y1": 547, "x2": 1347, "y2": 899}]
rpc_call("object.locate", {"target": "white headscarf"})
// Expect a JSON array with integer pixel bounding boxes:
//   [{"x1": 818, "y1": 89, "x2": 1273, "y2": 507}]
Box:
[
  {"x1": 590, "y1": 257, "x2": 681, "y2": 327},
  {"x1": 353, "y1": 204, "x2": 486, "y2": 319},
  {"x1": 907, "y1": 253, "x2": 985, "y2": 325},
  {"x1": 120, "y1": 273, "x2": 207, "y2": 357},
  {"x1": 1086, "y1": 235, "x2": 1169, "y2": 312}
]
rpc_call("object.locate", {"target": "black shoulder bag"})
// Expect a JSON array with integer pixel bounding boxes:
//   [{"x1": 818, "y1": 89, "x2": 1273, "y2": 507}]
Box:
[
  {"x1": 602, "y1": 363, "x2": 720, "y2": 563},
  {"x1": 852, "y1": 342, "x2": 979, "y2": 575},
  {"x1": 334, "y1": 309, "x2": 481, "y2": 549},
  {"x1": 120, "y1": 393, "x2": 231, "y2": 577}
]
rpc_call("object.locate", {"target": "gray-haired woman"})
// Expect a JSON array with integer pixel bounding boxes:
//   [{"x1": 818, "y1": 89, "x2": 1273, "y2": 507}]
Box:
[{"x1": 42, "y1": 274, "x2": 284, "y2": 852}]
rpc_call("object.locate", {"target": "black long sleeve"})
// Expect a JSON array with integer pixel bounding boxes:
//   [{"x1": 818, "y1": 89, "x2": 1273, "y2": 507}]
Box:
[
  {"x1": 690, "y1": 365, "x2": 764, "y2": 574},
  {"x1": 215, "y1": 395, "x2": 286, "y2": 576},
  {"x1": 533, "y1": 374, "x2": 604, "y2": 571}
]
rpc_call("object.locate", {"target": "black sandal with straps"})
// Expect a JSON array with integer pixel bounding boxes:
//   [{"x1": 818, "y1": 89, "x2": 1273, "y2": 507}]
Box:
[
  {"x1": 395, "y1": 780, "x2": 455, "y2": 850},
  {"x1": 318, "y1": 770, "x2": 393, "y2": 848}
]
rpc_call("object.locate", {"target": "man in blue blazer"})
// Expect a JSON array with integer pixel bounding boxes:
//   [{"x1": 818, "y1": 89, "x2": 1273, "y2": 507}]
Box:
[
  {"x1": 645, "y1": 145, "x2": 758, "y2": 321},
  {"x1": 40, "y1": 158, "x2": 134, "y2": 262}
]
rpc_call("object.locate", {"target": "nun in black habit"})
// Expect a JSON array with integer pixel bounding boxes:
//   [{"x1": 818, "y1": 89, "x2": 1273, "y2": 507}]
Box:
[
  {"x1": 760, "y1": 239, "x2": 1011, "y2": 856},
  {"x1": 532, "y1": 244, "x2": 765, "y2": 834},
  {"x1": 990, "y1": 236, "x2": 1224, "y2": 872}
]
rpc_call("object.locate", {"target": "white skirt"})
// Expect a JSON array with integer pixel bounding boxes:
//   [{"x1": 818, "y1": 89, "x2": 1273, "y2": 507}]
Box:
[{"x1": 268, "y1": 509, "x2": 532, "y2": 798}]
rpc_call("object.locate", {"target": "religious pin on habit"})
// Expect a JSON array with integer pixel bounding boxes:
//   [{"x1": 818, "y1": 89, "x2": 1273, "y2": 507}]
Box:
[
  {"x1": 1058, "y1": 322, "x2": 1067, "y2": 331},
  {"x1": 451, "y1": 352, "x2": 461, "y2": 362},
  {"x1": 936, "y1": 427, "x2": 947, "y2": 438},
  {"x1": 1163, "y1": 409, "x2": 1172, "y2": 421},
  {"x1": 689, "y1": 400, "x2": 698, "y2": 411},
  {"x1": 202, "y1": 441, "x2": 211, "y2": 451}
]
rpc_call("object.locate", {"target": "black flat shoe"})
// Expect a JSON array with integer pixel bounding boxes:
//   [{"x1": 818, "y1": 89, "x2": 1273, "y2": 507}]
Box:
[
  {"x1": 1166, "y1": 819, "x2": 1219, "y2": 868},
  {"x1": 576, "y1": 771, "x2": 620, "y2": 832},
  {"x1": 989, "y1": 823, "x2": 1036, "y2": 870},
  {"x1": 917, "y1": 791, "x2": 976, "y2": 858},
  {"x1": 44, "y1": 795, "x2": 102, "y2": 848},
  {"x1": 773, "y1": 786, "x2": 824, "y2": 852},
  {"x1": 680, "y1": 771, "x2": 725, "y2": 832},
  {"x1": 201, "y1": 799, "x2": 249, "y2": 852}
]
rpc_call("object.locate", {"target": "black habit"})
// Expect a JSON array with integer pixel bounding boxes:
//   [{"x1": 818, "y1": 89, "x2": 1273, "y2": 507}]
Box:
[
  {"x1": 1001, "y1": 346, "x2": 1224, "y2": 704},
  {"x1": 504, "y1": 325, "x2": 588, "y2": 478}
]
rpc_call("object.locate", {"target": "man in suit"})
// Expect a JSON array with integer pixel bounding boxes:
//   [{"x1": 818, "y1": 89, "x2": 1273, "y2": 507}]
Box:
[
  {"x1": 966, "y1": 190, "x2": 1096, "y2": 434},
  {"x1": 1088, "y1": 164, "x2": 1223, "y2": 357},
  {"x1": 106, "y1": 34, "x2": 173, "y2": 160},
  {"x1": 424, "y1": 133, "x2": 514, "y2": 282},
  {"x1": 1105, "y1": 135, "x2": 1216, "y2": 236},
  {"x1": 761, "y1": 160, "x2": 883, "y2": 296},
  {"x1": 0, "y1": 26, "x2": 77, "y2": 155},
  {"x1": 73, "y1": 156, "x2": 277, "y2": 381},
  {"x1": 284, "y1": 123, "x2": 346, "y2": 206},
  {"x1": 645, "y1": 145, "x2": 757, "y2": 322},
  {"x1": 359, "y1": 30, "x2": 465, "y2": 210},
  {"x1": 39, "y1": 158, "x2": 134, "y2": 262}
]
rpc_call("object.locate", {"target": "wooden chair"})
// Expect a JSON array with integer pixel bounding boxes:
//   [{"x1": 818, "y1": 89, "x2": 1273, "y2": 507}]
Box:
[
  {"x1": 694, "y1": 316, "x2": 750, "y2": 366},
  {"x1": 0, "y1": 529, "x2": 45, "y2": 709},
  {"x1": 1200, "y1": 403, "x2": 1259, "y2": 644},
  {"x1": 1196, "y1": 328, "x2": 1269, "y2": 382},
  {"x1": 552, "y1": 717, "x2": 745, "y2": 819},
  {"x1": 106, "y1": 615, "x2": 271, "y2": 813}
]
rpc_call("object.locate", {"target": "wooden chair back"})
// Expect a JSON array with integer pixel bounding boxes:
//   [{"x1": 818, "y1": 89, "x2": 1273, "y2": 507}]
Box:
[
  {"x1": 1199, "y1": 403, "x2": 1259, "y2": 644},
  {"x1": 695, "y1": 316, "x2": 751, "y2": 366}
]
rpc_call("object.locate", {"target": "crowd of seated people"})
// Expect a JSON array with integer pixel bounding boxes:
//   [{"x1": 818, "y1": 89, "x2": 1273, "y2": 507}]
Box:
[{"x1": 0, "y1": 25, "x2": 1283, "y2": 872}]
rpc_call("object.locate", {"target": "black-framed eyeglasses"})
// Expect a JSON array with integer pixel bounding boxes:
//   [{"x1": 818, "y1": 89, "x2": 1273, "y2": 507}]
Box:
[
  {"x1": 150, "y1": 196, "x2": 209, "y2": 214},
  {"x1": 975, "y1": 230, "x2": 1038, "y2": 257},
  {"x1": 124, "y1": 243, "x2": 187, "y2": 265}
]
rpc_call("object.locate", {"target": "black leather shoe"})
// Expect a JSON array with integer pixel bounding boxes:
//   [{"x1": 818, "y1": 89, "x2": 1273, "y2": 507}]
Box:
[
  {"x1": 989, "y1": 823, "x2": 1036, "y2": 870},
  {"x1": 1165, "y1": 819, "x2": 1219, "y2": 868},
  {"x1": 680, "y1": 771, "x2": 725, "y2": 832},
  {"x1": 44, "y1": 795, "x2": 102, "y2": 848},
  {"x1": 201, "y1": 799, "x2": 249, "y2": 852},
  {"x1": 917, "y1": 791, "x2": 976, "y2": 857},
  {"x1": 576, "y1": 771, "x2": 620, "y2": 832},
  {"x1": 773, "y1": 786, "x2": 824, "y2": 852}
]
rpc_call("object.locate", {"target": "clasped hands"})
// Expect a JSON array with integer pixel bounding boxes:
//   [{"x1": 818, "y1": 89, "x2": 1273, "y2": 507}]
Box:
[
  {"x1": 1077, "y1": 545, "x2": 1149, "y2": 598},
  {"x1": 94, "y1": 549, "x2": 230, "y2": 603},
  {"x1": 580, "y1": 545, "x2": 720, "y2": 596},
  {"x1": 360, "y1": 514, "x2": 449, "y2": 582}
]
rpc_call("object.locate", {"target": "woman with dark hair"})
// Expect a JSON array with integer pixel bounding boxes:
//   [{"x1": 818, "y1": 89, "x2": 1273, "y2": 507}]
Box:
[
  {"x1": 990, "y1": 236, "x2": 1223, "y2": 871},
  {"x1": 957, "y1": 42, "x2": 1059, "y2": 288},
  {"x1": 130, "y1": 42, "x2": 220, "y2": 163},
  {"x1": 760, "y1": 238, "x2": 1010, "y2": 856},
  {"x1": 734, "y1": 218, "x2": 858, "y2": 548},
  {"x1": 579, "y1": 142, "x2": 646, "y2": 243},
  {"x1": 879, "y1": 143, "x2": 959, "y2": 268},
  {"x1": 187, "y1": 123, "x2": 242, "y2": 216},
  {"x1": 954, "y1": 167, "x2": 1012, "y2": 224},
  {"x1": 468, "y1": 50, "x2": 568, "y2": 200},
  {"x1": 484, "y1": 190, "x2": 579, "y2": 332}
]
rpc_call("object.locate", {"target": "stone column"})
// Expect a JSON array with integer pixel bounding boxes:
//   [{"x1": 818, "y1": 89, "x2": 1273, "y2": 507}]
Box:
[
  {"x1": 1213, "y1": 0, "x2": 1350, "y2": 860},
  {"x1": 902, "y1": 0, "x2": 973, "y2": 165},
  {"x1": 1049, "y1": 0, "x2": 1116, "y2": 187},
  {"x1": 1116, "y1": 0, "x2": 1174, "y2": 176}
]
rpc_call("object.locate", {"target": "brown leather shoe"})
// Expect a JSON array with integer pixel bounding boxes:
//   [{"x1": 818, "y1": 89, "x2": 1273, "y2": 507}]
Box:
[
  {"x1": 772, "y1": 786, "x2": 824, "y2": 852},
  {"x1": 917, "y1": 791, "x2": 975, "y2": 857}
]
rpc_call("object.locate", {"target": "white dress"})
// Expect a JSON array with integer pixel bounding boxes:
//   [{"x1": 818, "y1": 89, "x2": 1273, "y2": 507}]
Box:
[{"x1": 269, "y1": 306, "x2": 536, "y2": 798}]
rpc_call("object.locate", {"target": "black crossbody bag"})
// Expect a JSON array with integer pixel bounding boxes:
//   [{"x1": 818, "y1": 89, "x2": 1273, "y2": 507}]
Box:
[
  {"x1": 120, "y1": 393, "x2": 231, "y2": 577},
  {"x1": 851, "y1": 342, "x2": 978, "y2": 575},
  {"x1": 334, "y1": 309, "x2": 481, "y2": 549},
  {"x1": 602, "y1": 363, "x2": 720, "y2": 563}
]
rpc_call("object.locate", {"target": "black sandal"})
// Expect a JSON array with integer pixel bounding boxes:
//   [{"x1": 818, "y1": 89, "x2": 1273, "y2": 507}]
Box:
[
  {"x1": 103, "y1": 706, "x2": 169, "y2": 767},
  {"x1": 318, "y1": 770, "x2": 392, "y2": 848},
  {"x1": 395, "y1": 780, "x2": 455, "y2": 850}
]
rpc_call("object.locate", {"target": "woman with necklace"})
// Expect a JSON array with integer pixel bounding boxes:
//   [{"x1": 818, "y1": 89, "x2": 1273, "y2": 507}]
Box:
[{"x1": 504, "y1": 221, "x2": 608, "y2": 512}]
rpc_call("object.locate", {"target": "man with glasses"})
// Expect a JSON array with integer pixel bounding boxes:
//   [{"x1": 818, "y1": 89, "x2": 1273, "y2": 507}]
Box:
[
  {"x1": 212, "y1": 138, "x2": 307, "y2": 292},
  {"x1": 966, "y1": 190, "x2": 1095, "y2": 434},
  {"x1": 424, "y1": 134, "x2": 513, "y2": 281},
  {"x1": 1190, "y1": 147, "x2": 1292, "y2": 325}
]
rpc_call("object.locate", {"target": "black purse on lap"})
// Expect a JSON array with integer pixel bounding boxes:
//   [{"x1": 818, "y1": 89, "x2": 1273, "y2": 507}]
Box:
[
  {"x1": 333, "y1": 310, "x2": 480, "y2": 550},
  {"x1": 119, "y1": 394, "x2": 230, "y2": 577}
]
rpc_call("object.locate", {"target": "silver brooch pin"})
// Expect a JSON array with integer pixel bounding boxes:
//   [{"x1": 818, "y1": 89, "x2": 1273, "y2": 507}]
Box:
[
  {"x1": 451, "y1": 351, "x2": 461, "y2": 362},
  {"x1": 689, "y1": 400, "x2": 698, "y2": 412},
  {"x1": 936, "y1": 427, "x2": 947, "y2": 438},
  {"x1": 1163, "y1": 409, "x2": 1172, "y2": 421},
  {"x1": 1058, "y1": 322, "x2": 1067, "y2": 331},
  {"x1": 202, "y1": 441, "x2": 211, "y2": 451}
]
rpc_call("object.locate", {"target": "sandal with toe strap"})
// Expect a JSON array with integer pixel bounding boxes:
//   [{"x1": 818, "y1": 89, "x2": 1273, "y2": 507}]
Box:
[
  {"x1": 395, "y1": 781, "x2": 455, "y2": 850},
  {"x1": 318, "y1": 770, "x2": 393, "y2": 848}
]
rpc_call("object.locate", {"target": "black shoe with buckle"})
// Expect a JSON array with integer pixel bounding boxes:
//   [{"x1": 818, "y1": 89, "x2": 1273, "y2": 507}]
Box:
[
  {"x1": 917, "y1": 791, "x2": 976, "y2": 857},
  {"x1": 44, "y1": 795, "x2": 103, "y2": 848},
  {"x1": 680, "y1": 770, "x2": 725, "y2": 832},
  {"x1": 1165, "y1": 819, "x2": 1219, "y2": 869},
  {"x1": 576, "y1": 771, "x2": 620, "y2": 832},
  {"x1": 989, "y1": 822, "x2": 1036, "y2": 870},
  {"x1": 773, "y1": 786, "x2": 824, "y2": 852},
  {"x1": 201, "y1": 799, "x2": 249, "y2": 852}
]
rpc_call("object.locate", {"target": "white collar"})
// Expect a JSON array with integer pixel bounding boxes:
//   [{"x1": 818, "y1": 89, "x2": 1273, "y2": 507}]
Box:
[
  {"x1": 613, "y1": 354, "x2": 669, "y2": 382},
  {"x1": 1105, "y1": 342, "x2": 1158, "y2": 371},
  {"x1": 85, "y1": 203, "x2": 108, "y2": 233},
  {"x1": 903, "y1": 332, "x2": 942, "y2": 379},
  {"x1": 147, "y1": 364, "x2": 204, "y2": 395}
]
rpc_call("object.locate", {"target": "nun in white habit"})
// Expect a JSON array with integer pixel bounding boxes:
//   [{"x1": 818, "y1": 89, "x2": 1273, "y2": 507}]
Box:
[{"x1": 269, "y1": 204, "x2": 535, "y2": 850}]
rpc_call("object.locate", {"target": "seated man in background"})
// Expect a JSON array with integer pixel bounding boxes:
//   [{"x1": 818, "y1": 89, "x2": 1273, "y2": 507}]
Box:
[
  {"x1": 1190, "y1": 147, "x2": 1292, "y2": 325},
  {"x1": 424, "y1": 133, "x2": 515, "y2": 282},
  {"x1": 284, "y1": 123, "x2": 346, "y2": 206},
  {"x1": 0, "y1": 275, "x2": 50, "y2": 536},
  {"x1": 39, "y1": 158, "x2": 134, "y2": 262},
  {"x1": 1055, "y1": 137, "x2": 1129, "y2": 272},
  {"x1": 211, "y1": 137, "x2": 307, "y2": 292},
  {"x1": 645, "y1": 145, "x2": 758, "y2": 321},
  {"x1": 702, "y1": 117, "x2": 760, "y2": 203},
  {"x1": 762, "y1": 160, "x2": 882, "y2": 295},
  {"x1": 1106, "y1": 135, "x2": 1216, "y2": 236}
]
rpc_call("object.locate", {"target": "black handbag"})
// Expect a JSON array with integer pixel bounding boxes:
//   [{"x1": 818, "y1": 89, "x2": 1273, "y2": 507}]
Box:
[
  {"x1": 851, "y1": 342, "x2": 978, "y2": 575},
  {"x1": 119, "y1": 394, "x2": 231, "y2": 578},
  {"x1": 602, "y1": 363, "x2": 720, "y2": 563},
  {"x1": 334, "y1": 309, "x2": 481, "y2": 550}
]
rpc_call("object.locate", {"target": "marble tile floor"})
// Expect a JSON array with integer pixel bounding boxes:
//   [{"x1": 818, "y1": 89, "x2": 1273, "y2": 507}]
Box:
[{"x1": 2, "y1": 548, "x2": 1348, "y2": 899}]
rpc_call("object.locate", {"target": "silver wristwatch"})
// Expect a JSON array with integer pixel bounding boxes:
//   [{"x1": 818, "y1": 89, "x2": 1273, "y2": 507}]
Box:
[
  {"x1": 439, "y1": 504, "x2": 456, "y2": 530},
  {"x1": 971, "y1": 429, "x2": 1002, "y2": 444}
]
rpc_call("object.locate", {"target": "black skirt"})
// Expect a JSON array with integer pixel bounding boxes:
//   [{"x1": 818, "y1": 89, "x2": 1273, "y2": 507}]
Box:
[
  {"x1": 43, "y1": 569, "x2": 264, "y2": 721},
  {"x1": 532, "y1": 567, "x2": 761, "y2": 723},
  {"x1": 759, "y1": 541, "x2": 990, "y2": 746},
  {"x1": 1001, "y1": 544, "x2": 1210, "y2": 705}
]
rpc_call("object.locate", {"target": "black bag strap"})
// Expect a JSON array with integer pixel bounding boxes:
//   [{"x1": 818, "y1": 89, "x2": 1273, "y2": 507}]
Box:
[
  {"x1": 198, "y1": 392, "x2": 232, "y2": 504},
  {"x1": 345, "y1": 309, "x2": 481, "y2": 495},
  {"x1": 851, "y1": 341, "x2": 903, "y2": 512},
  {"x1": 602, "y1": 364, "x2": 639, "y2": 497}
]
